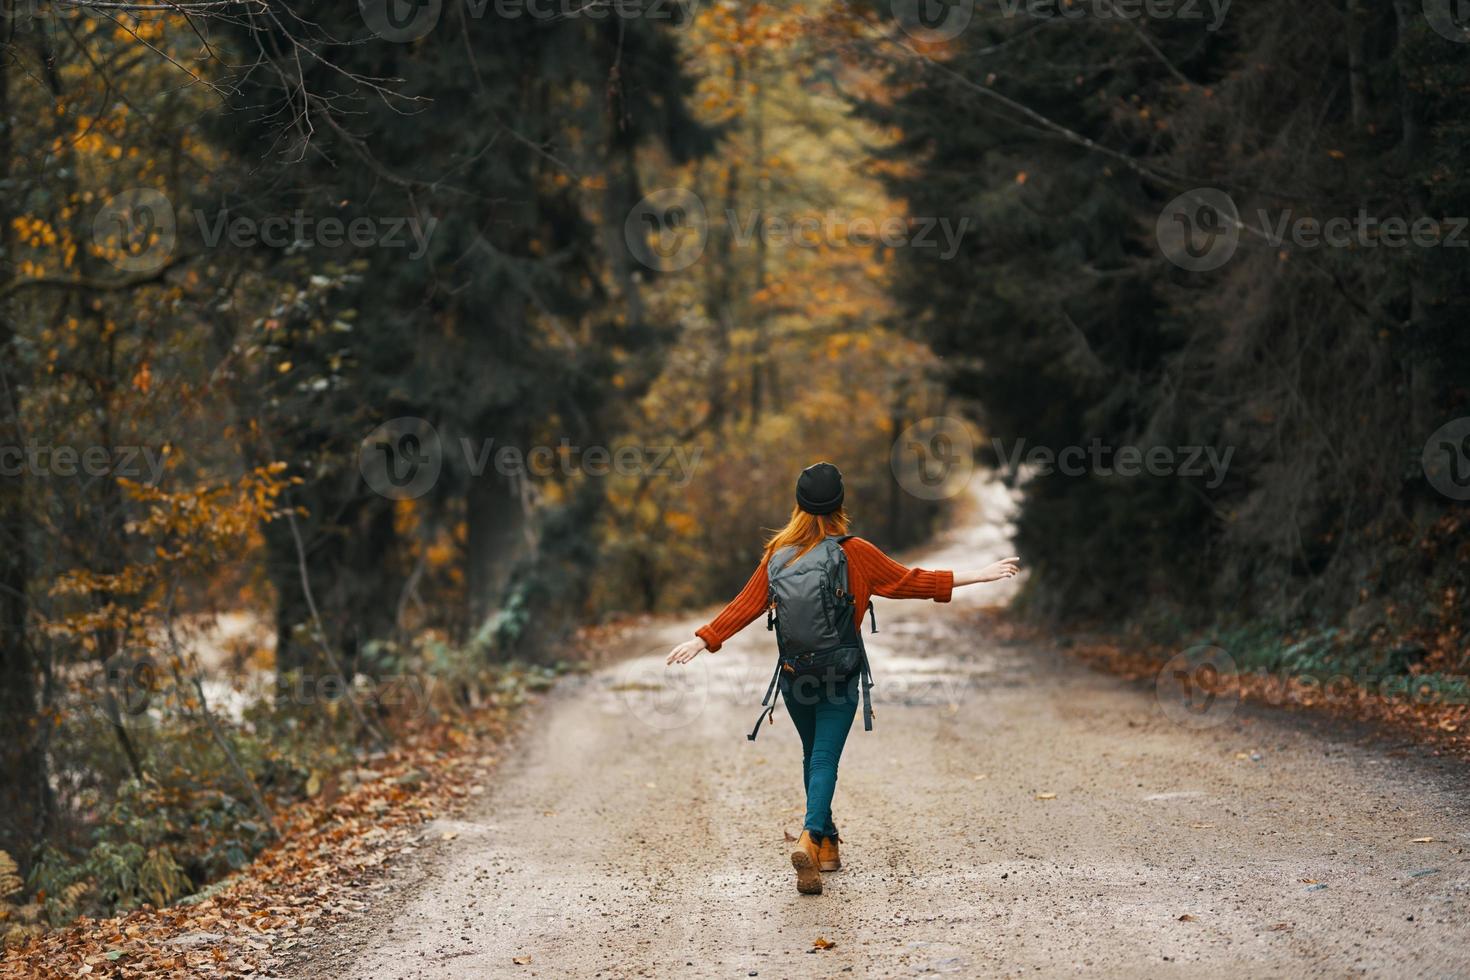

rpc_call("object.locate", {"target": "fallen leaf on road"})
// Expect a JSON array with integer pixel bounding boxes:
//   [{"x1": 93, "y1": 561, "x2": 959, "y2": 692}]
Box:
[
  {"x1": 1269, "y1": 923, "x2": 1293, "y2": 932},
  {"x1": 513, "y1": 955, "x2": 532, "y2": 965},
  {"x1": 784, "y1": 830, "x2": 798, "y2": 842},
  {"x1": 813, "y1": 937, "x2": 836, "y2": 950},
  {"x1": 1300, "y1": 878, "x2": 1318, "y2": 884},
  {"x1": 1178, "y1": 914, "x2": 1196, "y2": 922},
  {"x1": 1410, "y1": 837, "x2": 1436, "y2": 843},
  {"x1": 1036, "y1": 793, "x2": 1056, "y2": 800}
]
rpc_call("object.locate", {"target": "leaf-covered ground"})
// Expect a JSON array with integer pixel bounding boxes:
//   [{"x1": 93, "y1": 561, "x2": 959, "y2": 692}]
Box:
[
  {"x1": 2, "y1": 709, "x2": 518, "y2": 979},
  {"x1": 1065, "y1": 634, "x2": 1470, "y2": 762}
]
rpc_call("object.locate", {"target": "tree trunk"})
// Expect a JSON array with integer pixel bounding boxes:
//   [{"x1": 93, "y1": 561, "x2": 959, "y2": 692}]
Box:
[
  {"x1": 0, "y1": 1, "x2": 50, "y2": 874},
  {"x1": 465, "y1": 468, "x2": 527, "y2": 636},
  {"x1": 1346, "y1": 0, "x2": 1371, "y2": 131},
  {"x1": 1392, "y1": 0, "x2": 1423, "y2": 155}
]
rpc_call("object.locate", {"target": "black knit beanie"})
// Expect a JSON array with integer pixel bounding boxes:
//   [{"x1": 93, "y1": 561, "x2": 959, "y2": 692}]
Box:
[{"x1": 795, "y1": 461, "x2": 844, "y2": 515}]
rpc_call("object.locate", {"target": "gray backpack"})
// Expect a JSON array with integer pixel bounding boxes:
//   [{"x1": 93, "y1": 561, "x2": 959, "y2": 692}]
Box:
[{"x1": 748, "y1": 535, "x2": 876, "y2": 740}]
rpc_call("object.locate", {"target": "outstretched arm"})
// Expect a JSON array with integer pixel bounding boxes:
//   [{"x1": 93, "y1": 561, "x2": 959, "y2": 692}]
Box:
[
  {"x1": 846, "y1": 537, "x2": 955, "y2": 600},
  {"x1": 667, "y1": 557, "x2": 770, "y2": 664},
  {"x1": 848, "y1": 537, "x2": 1018, "y2": 599}
]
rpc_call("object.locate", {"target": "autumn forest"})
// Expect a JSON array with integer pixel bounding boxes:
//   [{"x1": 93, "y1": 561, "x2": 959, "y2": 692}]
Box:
[{"x1": 2, "y1": 0, "x2": 1469, "y2": 974}]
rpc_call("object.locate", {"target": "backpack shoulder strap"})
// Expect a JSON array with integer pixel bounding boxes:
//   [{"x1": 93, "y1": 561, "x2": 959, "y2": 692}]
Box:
[{"x1": 770, "y1": 544, "x2": 798, "y2": 571}]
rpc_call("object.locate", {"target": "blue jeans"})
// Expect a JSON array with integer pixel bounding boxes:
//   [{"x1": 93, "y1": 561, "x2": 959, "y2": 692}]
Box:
[{"x1": 782, "y1": 672, "x2": 859, "y2": 839}]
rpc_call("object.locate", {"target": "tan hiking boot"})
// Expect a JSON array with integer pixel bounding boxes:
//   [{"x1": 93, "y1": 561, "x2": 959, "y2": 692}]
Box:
[
  {"x1": 818, "y1": 834, "x2": 841, "y2": 872},
  {"x1": 790, "y1": 830, "x2": 822, "y2": 895}
]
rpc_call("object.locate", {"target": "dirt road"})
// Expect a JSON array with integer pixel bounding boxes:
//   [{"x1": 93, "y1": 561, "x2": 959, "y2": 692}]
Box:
[{"x1": 298, "y1": 482, "x2": 1470, "y2": 978}]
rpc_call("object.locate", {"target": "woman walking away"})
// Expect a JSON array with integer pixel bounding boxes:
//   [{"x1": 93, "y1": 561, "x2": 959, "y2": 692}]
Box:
[{"x1": 665, "y1": 462, "x2": 1019, "y2": 895}]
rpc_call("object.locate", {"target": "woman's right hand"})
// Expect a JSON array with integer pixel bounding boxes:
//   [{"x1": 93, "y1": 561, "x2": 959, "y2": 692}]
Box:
[{"x1": 666, "y1": 636, "x2": 708, "y2": 665}]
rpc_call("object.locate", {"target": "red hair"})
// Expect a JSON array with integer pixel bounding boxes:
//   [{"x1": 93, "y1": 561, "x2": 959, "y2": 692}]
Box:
[{"x1": 763, "y1": 504, "x2": 850, "y2": 568}]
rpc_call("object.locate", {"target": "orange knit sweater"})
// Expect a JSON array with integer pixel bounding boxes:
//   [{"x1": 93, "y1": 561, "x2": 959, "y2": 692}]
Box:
[{"x1": 694, "y1": 537, "x2": 954, "y2": 653}]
